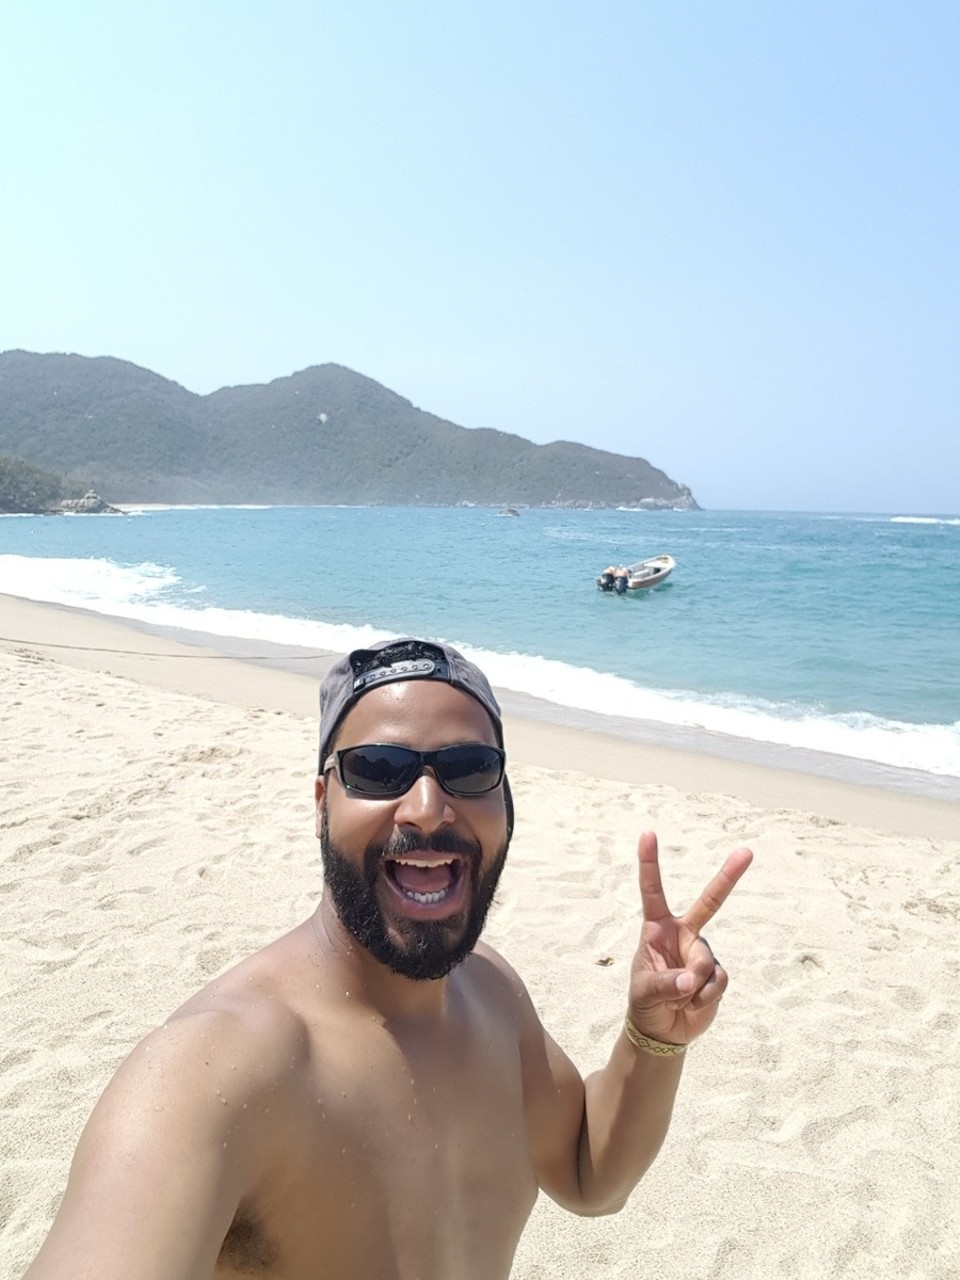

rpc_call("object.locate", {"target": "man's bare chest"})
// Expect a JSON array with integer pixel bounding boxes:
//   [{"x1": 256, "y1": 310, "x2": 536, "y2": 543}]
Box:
[{"x1": 217, "y1": 1017, "x2": 538, "y2": 1278}]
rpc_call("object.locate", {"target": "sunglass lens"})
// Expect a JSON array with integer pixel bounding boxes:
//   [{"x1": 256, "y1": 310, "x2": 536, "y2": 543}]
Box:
[
  {"x1": 340, "y1": 745, "x2": 419, "y2": 796},
  {"x1": 436, "y1": 745, "x2": 504, "y2": 795}
]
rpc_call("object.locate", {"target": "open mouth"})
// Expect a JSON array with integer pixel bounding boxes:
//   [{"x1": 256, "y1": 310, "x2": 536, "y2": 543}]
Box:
[{"x1": 383, "y1": 855, "x2": 468, "y2": 907}]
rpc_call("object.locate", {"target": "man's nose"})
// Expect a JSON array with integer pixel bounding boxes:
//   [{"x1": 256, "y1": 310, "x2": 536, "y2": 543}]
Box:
[{"x1": 391, "y1": 769, "x2": 455, "y2": 831}]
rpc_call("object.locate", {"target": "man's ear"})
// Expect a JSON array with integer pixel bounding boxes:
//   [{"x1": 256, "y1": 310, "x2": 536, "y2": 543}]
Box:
[{"x1": 314, "y1": 775, "x2": 325, "y2": 839}]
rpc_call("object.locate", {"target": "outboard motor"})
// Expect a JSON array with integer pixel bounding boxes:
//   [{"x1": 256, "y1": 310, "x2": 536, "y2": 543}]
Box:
[
  {"x1": 613, "y1": 573, "x2": 628, "y2": 595},
  {"x1": 597, "y1": 571, "x2": 615, "y2": 592}
]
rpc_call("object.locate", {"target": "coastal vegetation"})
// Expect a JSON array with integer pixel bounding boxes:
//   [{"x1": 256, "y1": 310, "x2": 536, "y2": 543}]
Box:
[
  {"x1": 0, "y1": 454, "x2": 87, "y2": 514},
  {"x1": 0, "y1": 350, "x2": 699, "y2": 510}
]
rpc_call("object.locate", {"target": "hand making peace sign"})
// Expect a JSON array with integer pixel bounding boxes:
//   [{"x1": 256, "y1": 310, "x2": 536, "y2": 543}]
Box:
[{"x1": 627, "y1": 831, "x2": 753, "y2": 1047}]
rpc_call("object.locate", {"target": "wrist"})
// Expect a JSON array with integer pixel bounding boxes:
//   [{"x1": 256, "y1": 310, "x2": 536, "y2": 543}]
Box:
[{"x1": 623, "y1": 1012, "x2": 687, "y2": 1057}]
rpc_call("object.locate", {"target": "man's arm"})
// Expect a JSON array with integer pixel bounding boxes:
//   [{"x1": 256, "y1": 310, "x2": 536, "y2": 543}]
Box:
[
  {"x1": 517, "y1": 830, "x2": 752, "y2": 1215},
  {"x1": 24, "y1": 1000, "x2": 303, "y2": 1280}
]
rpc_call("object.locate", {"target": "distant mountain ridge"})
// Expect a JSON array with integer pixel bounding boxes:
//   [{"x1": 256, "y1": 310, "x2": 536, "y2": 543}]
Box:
[{"x1": 0, "y1": 350, "x2": 699, "y2": 509}]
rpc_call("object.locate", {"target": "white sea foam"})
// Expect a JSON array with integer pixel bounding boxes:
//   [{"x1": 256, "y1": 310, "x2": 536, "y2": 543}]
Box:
[
  {"x1": 446, "y1": 643, "x2": 960, "y2": 779},
  {"x1": 890, "y1": 515, "x2": 960, "y2": 526},
  {"x1": 821, "y1": 513, "x2": 960, "y2": 525},
  {"x1": 0, "y1": 554, "x2": 386, "y2": 652},
  {"x1": 3, "y1": 553, "x2": 958, "y2": 781},
  {"x1": 0, "y1": 555, "x2": 181, "y2": 606},
  {"x1": 114, "y1": 503, "x2": 277, "y2": 513}
]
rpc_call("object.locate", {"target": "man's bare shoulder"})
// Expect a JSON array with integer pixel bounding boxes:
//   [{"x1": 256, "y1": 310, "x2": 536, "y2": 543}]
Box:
[
  {"x1": 467, "y1": 942, "x2": 582, "y2": 1087},
  {"x1": 170, "y1": 922, "x2": 315, "y2": 1034},
  {"x1": 103, "y1": 921, "x2": 319, "y2": 1129},
  {"x1": 463, "y1": 941, "x2": 542, "y2": 1029},
  {"x1": 468, "y1": 939, "x2": 524, "y2": 986},
  {"x1": 23, "y1": 928, "x2": 322, "y2": 1280}
]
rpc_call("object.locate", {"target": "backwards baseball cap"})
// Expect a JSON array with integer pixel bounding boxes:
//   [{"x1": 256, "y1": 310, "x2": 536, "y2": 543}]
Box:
[{"x1": 318, "y1": 637, "x2": 512, "y2": 838}]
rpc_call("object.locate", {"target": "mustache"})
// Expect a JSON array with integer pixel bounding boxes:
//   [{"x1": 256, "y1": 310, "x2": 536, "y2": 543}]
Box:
[{"x1": 374, "y1": 827, "x2": 482, "y2": 862}]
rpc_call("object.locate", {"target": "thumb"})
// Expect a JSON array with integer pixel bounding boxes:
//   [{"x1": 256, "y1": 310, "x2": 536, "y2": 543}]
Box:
[{"x1": 634, "y1": 967, "x2": 697, "y2": 1005}]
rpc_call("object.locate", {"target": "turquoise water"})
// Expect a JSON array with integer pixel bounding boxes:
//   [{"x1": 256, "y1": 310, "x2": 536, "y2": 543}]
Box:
[{"x1": 2, "y1": 506, "x2": 958, "y2": 781}]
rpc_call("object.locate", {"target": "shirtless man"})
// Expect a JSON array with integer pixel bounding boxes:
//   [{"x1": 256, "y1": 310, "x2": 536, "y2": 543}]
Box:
[{"x1": 25, "y1": 637, "x2": 752, "y2": 1280}]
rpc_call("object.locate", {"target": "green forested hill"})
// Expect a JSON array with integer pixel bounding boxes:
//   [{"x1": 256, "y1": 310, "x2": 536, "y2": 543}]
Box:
[
  {"x1": 0, "y1": 350, "x2": 699, "y2": 509},
  {"x1": 0, "y1": 454, "x2": 87, "y2": 513}
]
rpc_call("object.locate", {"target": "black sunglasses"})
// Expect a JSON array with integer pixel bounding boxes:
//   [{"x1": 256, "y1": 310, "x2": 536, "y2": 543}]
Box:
[{"x1": 323, "y1": 742, "x2": 506, "y2": 798}]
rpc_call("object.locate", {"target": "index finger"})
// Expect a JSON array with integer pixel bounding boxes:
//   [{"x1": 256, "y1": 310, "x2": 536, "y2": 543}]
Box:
[
  {"x1": 683, "y1": 847, "x2": 753, "y2": 933},
  {"x1": 636, "y1": 830, "x2": 672, "y2": 922}
]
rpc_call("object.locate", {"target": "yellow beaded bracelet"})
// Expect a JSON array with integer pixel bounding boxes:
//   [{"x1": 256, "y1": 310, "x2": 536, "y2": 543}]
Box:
[{"x1": 623, "y1": 1012, "x2": 687, "y2": 1057}]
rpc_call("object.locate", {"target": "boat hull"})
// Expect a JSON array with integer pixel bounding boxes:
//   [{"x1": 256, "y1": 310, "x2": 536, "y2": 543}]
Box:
[
  {"x1": 596, "y1": 555, "x2": 675, "y2": 592},
  {"x1": 625, "y1": 554, "x2": 675, "y2": 589}
]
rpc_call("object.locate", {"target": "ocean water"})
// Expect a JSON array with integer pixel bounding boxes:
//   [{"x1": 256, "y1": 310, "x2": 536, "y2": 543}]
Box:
[{"x1": 2, "y1": 506, "x2": 958, "y2": 791}]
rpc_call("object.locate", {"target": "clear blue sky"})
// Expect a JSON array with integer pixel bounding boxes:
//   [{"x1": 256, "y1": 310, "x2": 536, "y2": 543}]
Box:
[{"x1": 2, "y1": 1, "x2": 957, "y2": 512}]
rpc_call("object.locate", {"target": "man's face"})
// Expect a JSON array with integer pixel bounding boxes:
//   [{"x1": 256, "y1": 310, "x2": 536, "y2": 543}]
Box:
[{"x1": 315, "y1": 680, "x2": 509, "y2": 981}]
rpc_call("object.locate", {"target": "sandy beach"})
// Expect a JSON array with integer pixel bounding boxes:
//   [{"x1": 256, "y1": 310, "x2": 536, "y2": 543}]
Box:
[{"x1": 2, "y1": 593, "x2": 958, "y2": 1278}]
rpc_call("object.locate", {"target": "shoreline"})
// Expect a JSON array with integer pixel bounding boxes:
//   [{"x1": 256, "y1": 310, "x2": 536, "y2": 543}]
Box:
[{"x1": 2, "y1": 591, "x2": 958, "y2": 840}]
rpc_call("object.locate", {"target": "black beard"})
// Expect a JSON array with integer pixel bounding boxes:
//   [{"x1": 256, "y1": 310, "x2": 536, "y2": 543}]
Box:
[{"x1": 320, "y1": 808, "x2": 508, "y2": 981}]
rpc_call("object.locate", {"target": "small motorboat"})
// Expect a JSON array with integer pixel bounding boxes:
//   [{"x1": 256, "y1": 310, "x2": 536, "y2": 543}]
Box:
[
  {"x1": 624, "y1": 554, "x2": 675, "y2": 589},
  {"x1": 597, "y1": 555, "x2": 675, "y2": 594}
]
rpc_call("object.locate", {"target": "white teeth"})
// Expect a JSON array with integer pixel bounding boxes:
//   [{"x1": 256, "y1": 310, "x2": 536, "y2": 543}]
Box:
[
  {"x1": 404, "y1": 889, "x2": 447, "y2": 904},
  {"x1": 392, "y1": 857, "x2": 454, "y2": 868}
]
